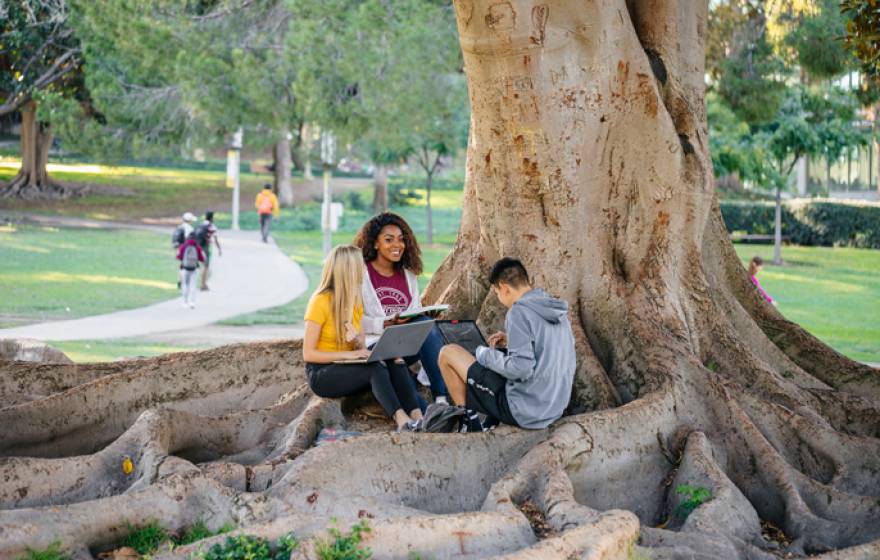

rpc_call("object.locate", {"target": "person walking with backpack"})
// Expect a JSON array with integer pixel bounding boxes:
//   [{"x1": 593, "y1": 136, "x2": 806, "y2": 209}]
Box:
[
  {"x1": 195, "y1": 211, "x2": 222, "y2": 291},
  {"x1": 176, "y1": 232, "x2": 205, "y2": 308},
  {"x1": 172, "y1": 212, "x2": 196, "y2": 289},
  {"x1": 255, "y1": 184, "x2": 280, "y2": 243}
]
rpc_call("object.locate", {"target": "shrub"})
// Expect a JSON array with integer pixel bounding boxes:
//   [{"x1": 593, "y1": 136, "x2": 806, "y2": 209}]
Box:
[
  {"x1": 719, "y1": 200, "x2": 880, "y2": 249},
  {"x1": 316, "y1": 519, "x2": 372, "y2": 560},
  {"x1": 19, "y1": 542, "x2": 68, "y2": 560},
  {"x1": 675, "y1": 484, "x2": 712, "y2": 520},
  {"x1": 198, "y1": 533, "x2": 298, "y2": 560},
  {"x1": 123, "y1": 521, "x2": 169, "y2": 555}
]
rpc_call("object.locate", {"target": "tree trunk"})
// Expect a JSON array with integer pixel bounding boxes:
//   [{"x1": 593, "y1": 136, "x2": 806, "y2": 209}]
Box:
[
  {"x1": 425, "y1": 169, "x2": 434, "y2": 246},
  {"x1": 302, "y1": 123, "x2": 315, "y2": 181},
  {"x1": 291, "y1": 120, "x2": 306, "y2": 172},
  {"x1": 1, "y1": 3, "x2": 878, "y2": 559},
  {"x1": 273, "y1": 133, "x2": 294, "y2": 207},
  {"x1": 372, "y1": 164, "x2": 388, "y2": 212},
  {"x1": 774, "y1": 185, "x2": 783, "y2": 265},
  {"x1": 0, "y1": 101, "x2": 72, "y2": 199}
]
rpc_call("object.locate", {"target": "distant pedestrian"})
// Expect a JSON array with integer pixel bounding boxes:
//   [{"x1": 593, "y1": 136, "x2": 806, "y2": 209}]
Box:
[
  {"x1": 195, "y1": 211, "x2": 222, "y2": 291},
  {"x1": 749, "y1": 256, "x2": 775, "y2": 305},
  {"x1": 177, "y1": 232, "x2": 205, "y2": 308},
  {"x1": 255, "y1": 184, "x2": 280, "y2": 243},
  {"x1": 172, "y1": 212, "x2": 196, "y2": 288}
]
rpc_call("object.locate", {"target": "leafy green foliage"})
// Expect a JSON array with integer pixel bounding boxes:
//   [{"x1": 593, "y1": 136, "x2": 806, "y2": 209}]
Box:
[
  {"x1": 18, "y1": 542, "x2": 69, "y2": 560},
  {"x1": 675, "y1": 485, "x2": 712, "y2": 520},
  {"x1": 66, "y1": 0, "x2": 299, "y2": 160},
  {"x1": 764, "y1": 86, "x2": 869, "y2": 189},
  {"x1": 841, "y1": 0, "x2": 880, "y2": 84},
  {"x1": 720, "y1": 200, "x2": 880, "y2": 249},
  {"x1": 177, "y1": 520, "x2": 235, "y2": 546},
  {"x1": 783, "y1": 0, "x2": 855, "y2": 80},
  {"x1": 198, "y1": 533, "x2": 298, "y2": 560},
  {"x1": 315, "y1": 519, "x2": 372, "y2": 560},
  {"x1": 123, "y1": 521, "x2": 169, "y2": 555},
  {"x1": 707, "y1": 93, "x2": 774, "y2": 185},
  {"x1": 0, "y1": 1, "x2": 82, "y2": 118}
]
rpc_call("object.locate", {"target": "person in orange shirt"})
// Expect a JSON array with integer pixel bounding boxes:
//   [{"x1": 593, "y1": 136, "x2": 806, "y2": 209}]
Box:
[{"x1": 255, "y1": 184, "x2": 280, "y2": 243}]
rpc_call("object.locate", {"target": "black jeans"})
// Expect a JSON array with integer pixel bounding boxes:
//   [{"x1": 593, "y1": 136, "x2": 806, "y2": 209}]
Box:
[
  {"x1": 259, "y1": 213, "x2": 272, "y2": 242},
  {"x1": 306, "y1": 360, "x2": 421, "y2": 418}
]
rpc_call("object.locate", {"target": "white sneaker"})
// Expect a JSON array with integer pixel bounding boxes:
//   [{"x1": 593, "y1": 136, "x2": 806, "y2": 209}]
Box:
[
  {"x1": 416, "y1": 366, "x2": 430, "y2": 387},
  {"x1": 188, "y1": 302, "x2": 196, "y2": 309},
  {"x1": 182, "y1": 301, "x2": 189, "y2": 308}
]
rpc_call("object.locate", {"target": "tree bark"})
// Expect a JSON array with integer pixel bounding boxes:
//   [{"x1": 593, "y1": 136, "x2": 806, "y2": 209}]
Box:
[
  {"x1": 291, "y1": 120, "x2": 306, "y2": 172},
  {"x1": 0, "y1": 101, "x2": 72, "y2": 199},
  {"x1": 273, "y1": 133, "x2": 294, "y2": 207},
  {"x1": 425, "y1": 169, "x2": 434, "y2": 245},
  {"x1": 0, "y1": 3, "x2": 878, "y2": 559},
  {"x1": 774, "y1": 185, "x2": 783, "y2": 265},
  {"x1": 372, "y1": 164, "x2": 388, "y2": 212}
]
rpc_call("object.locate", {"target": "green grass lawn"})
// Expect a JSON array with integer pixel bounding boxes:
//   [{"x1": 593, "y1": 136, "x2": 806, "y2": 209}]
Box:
[
  {"x1": 0, "y1": 157, "x2": 270, "y2": 221},
  {"x1": 733, "y1": 244, "x2": 880, "y2": 362},
  {"x1": 1, "y1": 161, "x2": 876, "y2": 363},
  {"x1": 0, "y1": 224, "x2": 177, "y2": 327},
  {"x1": 48, "y1": 339, "x2": 202, "y2": 362}
]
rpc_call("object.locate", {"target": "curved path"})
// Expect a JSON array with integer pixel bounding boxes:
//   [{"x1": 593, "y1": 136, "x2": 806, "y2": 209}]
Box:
[{"x1": 0, "y1": 216, "x2": 308, "y2": 341}]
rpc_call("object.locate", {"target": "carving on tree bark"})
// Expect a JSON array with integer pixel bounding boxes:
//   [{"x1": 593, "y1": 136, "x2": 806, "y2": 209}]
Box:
[{"x1": 1, "y1": 1, "x2": 878, "y2": 558}]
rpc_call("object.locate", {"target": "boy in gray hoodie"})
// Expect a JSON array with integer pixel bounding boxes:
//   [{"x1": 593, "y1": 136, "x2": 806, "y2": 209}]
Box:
[{"x1": 436, "y1": 257, "x2": 576, "y2": 429}]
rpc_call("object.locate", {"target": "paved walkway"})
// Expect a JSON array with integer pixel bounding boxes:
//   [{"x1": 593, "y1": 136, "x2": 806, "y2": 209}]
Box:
[{"x1": 0, "y1": 217, "x2": 308, "y2": 341}]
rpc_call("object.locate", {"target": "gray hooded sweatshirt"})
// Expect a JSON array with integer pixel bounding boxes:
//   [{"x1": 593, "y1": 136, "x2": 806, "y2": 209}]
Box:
[{"x1": 475, "y1": 288, "x2": 575, "y2": 429}]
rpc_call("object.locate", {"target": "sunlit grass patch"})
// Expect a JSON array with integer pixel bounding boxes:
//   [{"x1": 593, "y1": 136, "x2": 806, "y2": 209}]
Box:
[
  {"x1": 734, "y1": 244, "x2": 880, "y2": 362},
  {"x1": 0, "y1": 225, "x2": 178, "y2": 326},
  {"x1": 50, "y1": 340, "x2": 203, "y2": 363}
]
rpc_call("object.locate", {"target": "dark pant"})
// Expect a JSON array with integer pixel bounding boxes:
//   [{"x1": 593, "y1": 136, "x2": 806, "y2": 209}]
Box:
[
  {"x1": 307, "y1": 360, "x2": 421, "y2": 418},
  {"x1": 404, "y1": 315, "x2": 448, "y2": 400},
  {"x1": 259, "y1": 214, "x2": 272, "y2": 242}
]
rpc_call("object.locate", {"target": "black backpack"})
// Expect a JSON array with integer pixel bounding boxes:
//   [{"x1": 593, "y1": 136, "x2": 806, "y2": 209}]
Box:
[
  {"x1": 195, "y1": 224, "x2": 211, "y2": 247},
  {"x1": 172, "y1": 226, "x2": 186, "y2": 247}
]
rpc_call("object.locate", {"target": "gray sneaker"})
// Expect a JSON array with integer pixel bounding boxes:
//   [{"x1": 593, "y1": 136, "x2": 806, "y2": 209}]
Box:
[{"x1": 397, "y1": 420, "x2": 419, "y2": 433}]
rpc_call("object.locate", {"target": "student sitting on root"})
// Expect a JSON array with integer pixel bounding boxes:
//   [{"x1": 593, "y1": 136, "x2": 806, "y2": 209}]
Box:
[
  {"x1": 438, "y1": 257, "x2": 575, "y2": 429},
  {"x1": 302, "y1": 245, "x2": 423, "y2": 432}
]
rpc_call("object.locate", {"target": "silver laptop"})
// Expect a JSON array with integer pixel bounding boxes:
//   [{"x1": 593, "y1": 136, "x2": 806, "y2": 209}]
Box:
[{"x1": 333, "y1": 320, "x2": 435, "y2": 364}]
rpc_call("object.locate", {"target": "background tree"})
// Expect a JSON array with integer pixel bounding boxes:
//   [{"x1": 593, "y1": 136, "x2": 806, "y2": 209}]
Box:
[
  {"x1": 0, "y1": 0, "x2": 82, "y2": 198},
  {"x1": 289, "y1": 0, "x2": 467, "y2": 239},
  {"x1": 65, "y1": 0, "x2": 301, "y2": 205}
]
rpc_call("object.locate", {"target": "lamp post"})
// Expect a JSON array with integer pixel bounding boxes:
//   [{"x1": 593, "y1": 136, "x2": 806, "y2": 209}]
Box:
[
  {"x1": 227, "y1": 128, "x2": 244, "y2": 231},
  {"x1": 320, "y1": 131, "x2": 336, "y2": 256}
]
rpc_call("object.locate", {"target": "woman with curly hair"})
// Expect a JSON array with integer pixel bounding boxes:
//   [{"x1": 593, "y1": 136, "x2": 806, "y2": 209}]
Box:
[{"x1": 354, "y1": 212, "x2": 449, "y2": 406}]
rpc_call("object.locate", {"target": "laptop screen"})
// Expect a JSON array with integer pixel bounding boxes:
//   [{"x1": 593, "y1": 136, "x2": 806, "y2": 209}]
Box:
[{"x1": 435, "y1": 320, "x2": 487, "y2": 355}]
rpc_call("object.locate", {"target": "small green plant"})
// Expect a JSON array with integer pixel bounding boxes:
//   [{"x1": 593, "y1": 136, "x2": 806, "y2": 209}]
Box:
[
  {"x1": 177, "y1": 520, "x2": 235, "y2": 546},
  {"x1": 675, "y1": 484, "x2": 712, "y2": 520},
  {"x1": 19, "y1": 542, "x2": 69, "y2": 560},
  {"x1": 124, "y1": 521, "x2": 170, "y2": 555},
  {"x1": 198, "y1": 533, "x2": 298, "y2": 560},
  {"x1": 316, "y1": 519, "x2": 372, "y2": 560}
]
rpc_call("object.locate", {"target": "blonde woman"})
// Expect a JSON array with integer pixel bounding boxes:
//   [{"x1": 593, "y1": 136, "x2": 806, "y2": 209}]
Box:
[{"x1": 303, "y1": 245, "x2": 423, "y2": 432}]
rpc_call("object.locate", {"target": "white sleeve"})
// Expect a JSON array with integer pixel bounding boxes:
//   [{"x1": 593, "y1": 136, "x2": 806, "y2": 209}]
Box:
[
  {"x1": 360, "y1": 270, "x2": 386, "y2": 336},
  {"x1": 406, "y1": 269, "x2": 422, "y2": 310}
]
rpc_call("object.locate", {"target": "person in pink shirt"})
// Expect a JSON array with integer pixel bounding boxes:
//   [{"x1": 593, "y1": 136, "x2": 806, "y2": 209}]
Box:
[
  {"x1": 177, "y1": 233, "x2": 206, "y2": 308},
  {"x1": 749, "y1": 256, "x2": 775, "y2": 305}
]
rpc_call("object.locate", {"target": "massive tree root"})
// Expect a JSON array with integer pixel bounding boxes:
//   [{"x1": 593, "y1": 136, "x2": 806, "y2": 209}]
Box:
[{"x1": 2, "y1": 1, "x2": 879, "y2": 558}]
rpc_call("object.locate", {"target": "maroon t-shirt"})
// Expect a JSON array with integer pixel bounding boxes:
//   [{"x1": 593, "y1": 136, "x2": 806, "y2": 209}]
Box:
[{"x1": 366, "y1": 262, "x2": 412, "y2": 316}]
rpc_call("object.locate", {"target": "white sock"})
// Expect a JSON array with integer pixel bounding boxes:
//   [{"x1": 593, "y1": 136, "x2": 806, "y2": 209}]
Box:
[{"x1": 435, "y1": 396, "x2": 448, "y2": 405}]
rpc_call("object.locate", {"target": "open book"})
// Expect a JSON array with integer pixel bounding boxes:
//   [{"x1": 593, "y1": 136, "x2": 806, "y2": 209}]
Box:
[{"x1": 385, "y1": 304, "x2": 449, "y2": 321}]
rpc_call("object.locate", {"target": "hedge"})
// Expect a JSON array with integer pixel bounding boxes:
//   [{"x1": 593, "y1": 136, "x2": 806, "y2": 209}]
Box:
[{"x1": 719, "y1": 200, "x2": 880, "y2": 249}]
